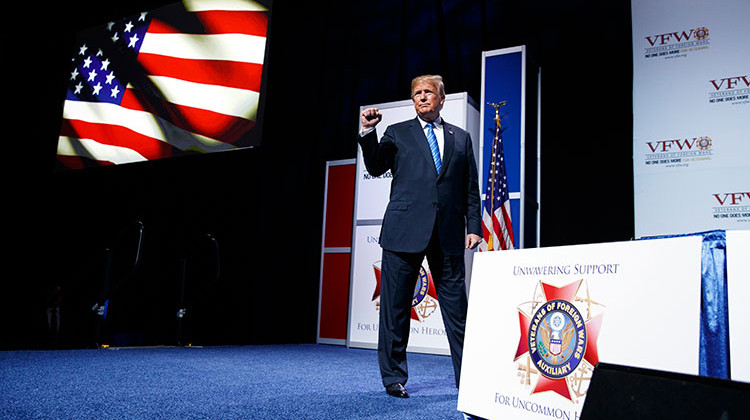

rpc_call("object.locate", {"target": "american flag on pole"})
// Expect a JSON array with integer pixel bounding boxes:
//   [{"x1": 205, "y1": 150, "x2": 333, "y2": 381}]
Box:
[
  {"x1": 57, "y1": 0, "x2": 270, "y2": 170},
  {"x1": 479, "y1": 108, "x2": 515, "y2": 251}
]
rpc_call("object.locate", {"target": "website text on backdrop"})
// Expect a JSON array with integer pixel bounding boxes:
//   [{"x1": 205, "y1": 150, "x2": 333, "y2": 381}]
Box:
[{"x1": 357, "y1": 74, "x2": 483, "y2": 398}]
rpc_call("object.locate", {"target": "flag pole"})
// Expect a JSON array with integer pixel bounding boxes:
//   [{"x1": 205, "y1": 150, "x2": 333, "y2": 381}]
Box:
[{"x1": 486, "y1": 101, "x2": 507, "y2": 251}]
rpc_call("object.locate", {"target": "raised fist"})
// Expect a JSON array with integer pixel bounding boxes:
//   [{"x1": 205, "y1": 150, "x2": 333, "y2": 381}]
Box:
[{"x1": 360, "y1": 107, "x2": 382, "y2": 130}]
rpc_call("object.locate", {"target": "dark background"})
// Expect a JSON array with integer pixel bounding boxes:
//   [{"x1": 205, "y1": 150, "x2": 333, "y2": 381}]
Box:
[{"x1": 4, "y1": 0, "x2": 633, "y2": 349}]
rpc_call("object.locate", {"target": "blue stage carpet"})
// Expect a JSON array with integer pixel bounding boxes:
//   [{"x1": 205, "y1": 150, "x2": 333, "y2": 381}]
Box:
[{"x1": 0, "y1": 344, "x2": 465, "y2": 419}]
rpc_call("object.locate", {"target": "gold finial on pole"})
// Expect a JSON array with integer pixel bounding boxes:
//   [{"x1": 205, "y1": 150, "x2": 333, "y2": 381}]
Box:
[{"x1": 487, "y1": 101, "x2": 507, "y2": 128}]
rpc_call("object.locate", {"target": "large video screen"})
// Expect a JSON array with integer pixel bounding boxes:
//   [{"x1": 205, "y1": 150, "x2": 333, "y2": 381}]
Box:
[{"x1": 56, "y1": 0, "x2": 271, "y2": 170}]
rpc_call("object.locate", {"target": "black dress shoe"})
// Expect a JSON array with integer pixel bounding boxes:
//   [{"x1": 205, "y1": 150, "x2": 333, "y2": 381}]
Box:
[{"x1": 385, "y1": 383, "x2": 409, "y2": 398}]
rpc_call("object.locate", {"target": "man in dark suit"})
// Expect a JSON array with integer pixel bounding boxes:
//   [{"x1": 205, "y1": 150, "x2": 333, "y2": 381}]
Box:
[{"x1": 358, "y1": 75, "x2": 482, "y2": 398}]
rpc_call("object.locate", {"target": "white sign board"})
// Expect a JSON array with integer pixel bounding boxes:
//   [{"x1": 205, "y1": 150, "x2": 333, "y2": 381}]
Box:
[{"x1": 458, "y1": 236, "x2": 702, "y2": 419}]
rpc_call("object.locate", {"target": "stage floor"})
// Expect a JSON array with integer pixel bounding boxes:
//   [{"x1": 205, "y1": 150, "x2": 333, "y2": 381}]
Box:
[{"x1": 0, "y1": 344, "x2": 463, "y2": 419}]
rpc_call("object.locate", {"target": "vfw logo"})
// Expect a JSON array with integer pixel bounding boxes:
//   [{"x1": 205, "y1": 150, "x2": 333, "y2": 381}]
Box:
[
  {"x1": 714, "y1": 192, "x2": 750, "y2": 206},
  {"x1": 645, "y1": 27, "x2": 709, "y2": 46},
  {"x1": 372, "y1": 259, "x2": 439, "y2": 321},
  {"x1": 712, "y1": 192, "x2": 750, "y2": 221},
  {"x1": 643, "y1": 136, "x2": 713, "y2": 167},
  {"x1": 514, "y1": 279, "x2": 604, "y2": 401},
  {"x1": 710, "y1": 75, "x2": 750, "y2": 91},
  {"x1": 646, "y1": 136, "x2": 712, "y2": 153},
  {"x1": 643, "y1": 26, "x2": 710, "y2": 59},
  {"x1": 708, "y1": 74, "x2": 750, "y2": 104}
]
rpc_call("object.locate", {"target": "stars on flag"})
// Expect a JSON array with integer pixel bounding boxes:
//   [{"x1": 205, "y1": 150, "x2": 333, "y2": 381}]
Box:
[
  {"x1": 70, "y1": 51, "x2": 121, "y2": 101},
  {"x1": 67, "y1": 12, "x2": 149, "y2": 104},
  {"x1": 481, "y1": 108, "x2": 515, "y2": 251},
  {"x1": 489, "y1": 147, "x2": 509, "y2": 204},
  {"x1": 128, "y1": 33, "x2": 140, "y2": 48}
]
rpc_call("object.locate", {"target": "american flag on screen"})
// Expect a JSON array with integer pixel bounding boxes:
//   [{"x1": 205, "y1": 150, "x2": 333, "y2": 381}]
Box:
[
  {"x1": 57, "y1": 0, "x2": 269, "y2": 169},
  {"x1": 479, "y1": 117, "x2": 515, "y2": 251}
]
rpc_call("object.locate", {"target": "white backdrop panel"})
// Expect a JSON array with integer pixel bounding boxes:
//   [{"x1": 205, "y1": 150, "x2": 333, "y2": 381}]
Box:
[{"x1": 632, "y1": 0, "x2": 750, "y2": 238}]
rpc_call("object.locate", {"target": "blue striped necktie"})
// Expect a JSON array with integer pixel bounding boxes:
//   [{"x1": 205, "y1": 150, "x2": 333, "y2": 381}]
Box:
[{"x1": 426, "y1": 122, "x2": 441, "y2": 174}]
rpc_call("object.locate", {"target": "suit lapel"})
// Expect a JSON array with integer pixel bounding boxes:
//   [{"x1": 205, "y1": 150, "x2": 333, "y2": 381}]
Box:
[{"x1": 440, "y1": 121, "x2": 455, "y2": 180}]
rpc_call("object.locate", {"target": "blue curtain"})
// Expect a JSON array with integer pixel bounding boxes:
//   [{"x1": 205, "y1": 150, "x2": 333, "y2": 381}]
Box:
[{"x1": 640, "y1": 230, "x2": 729, "y2": 379}]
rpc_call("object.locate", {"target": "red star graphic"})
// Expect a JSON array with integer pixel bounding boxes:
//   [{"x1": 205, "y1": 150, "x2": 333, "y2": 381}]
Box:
[
  {"x1": 542, "y1": 280, "x2": 580, "y2": 302},
  {"x1": 372, "y1": 264, "x2": 382, "y2": 301},
  {"x1": 371, "y1": 263, "x2": 439, "y2": 321},
  {"x1": 583, "y1": 314, "x2": 603, "y2": 366},
  {"x1": 515, "y1": 310, "x2": 531, "y2": 360},
  {"x1": 534, "y1": 375, "x2": 572, "y2": 400},
  {"x1": 515, "y1": 280, "x2": 603, "y2": 401}
]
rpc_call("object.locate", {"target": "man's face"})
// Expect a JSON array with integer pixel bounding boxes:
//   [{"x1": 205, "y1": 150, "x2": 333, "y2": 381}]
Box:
[{"x1": 412, "y1": 81, "x2": 444, "y2": 122}]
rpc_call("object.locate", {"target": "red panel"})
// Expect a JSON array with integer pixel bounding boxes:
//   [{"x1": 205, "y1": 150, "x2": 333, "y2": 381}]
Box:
[
  {"x1": 324, "y1": 164, "x2": 355, "y2": 248},
  {"x1": 319, "y1": 253, "x2": 351, "y2": 340}
]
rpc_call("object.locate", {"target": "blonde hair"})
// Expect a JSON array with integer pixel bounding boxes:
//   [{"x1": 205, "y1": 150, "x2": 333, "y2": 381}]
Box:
[{"x1": 411, "y1": 75, "x2": 445, "y2": 98}]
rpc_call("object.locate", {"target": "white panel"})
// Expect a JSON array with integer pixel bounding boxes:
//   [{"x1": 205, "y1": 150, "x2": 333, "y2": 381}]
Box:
[
  {"x1": 458, "y1": 237, "x2": 703, "y2": 419},
  {"x1": 727, "y1": 230, "x2": 750, "y2": 382},
  {"x1": 632, "y1": 0, "x2": 750, "y2": 238}
]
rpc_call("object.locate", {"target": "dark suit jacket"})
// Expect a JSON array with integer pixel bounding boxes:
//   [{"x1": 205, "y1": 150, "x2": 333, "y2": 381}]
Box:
[{"x1": 358, "y1": 117, "x2": 482, "y2": 256}]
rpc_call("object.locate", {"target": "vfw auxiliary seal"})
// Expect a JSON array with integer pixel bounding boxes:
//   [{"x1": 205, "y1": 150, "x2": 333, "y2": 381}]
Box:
[
  {"x1": 514, "y1": 279, "x2": 604, "y2": 401},
  {"x1": 528, "y1": 300, "x2": 587, "y2": 379}
]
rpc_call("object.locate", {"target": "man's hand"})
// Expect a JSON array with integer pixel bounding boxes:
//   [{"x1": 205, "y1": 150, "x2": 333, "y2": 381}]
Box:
[
  {"x1": 361, "y1": 107, "x2": 382, "y2": 130},
  {"x1": 466, "y1": 234, "x2": 482, "y2": 250}
]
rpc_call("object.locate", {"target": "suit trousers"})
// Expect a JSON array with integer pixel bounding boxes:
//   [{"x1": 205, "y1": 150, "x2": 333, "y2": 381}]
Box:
[{"x1": 378, "y1": 225, "x2": 468, "y2": 389}]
